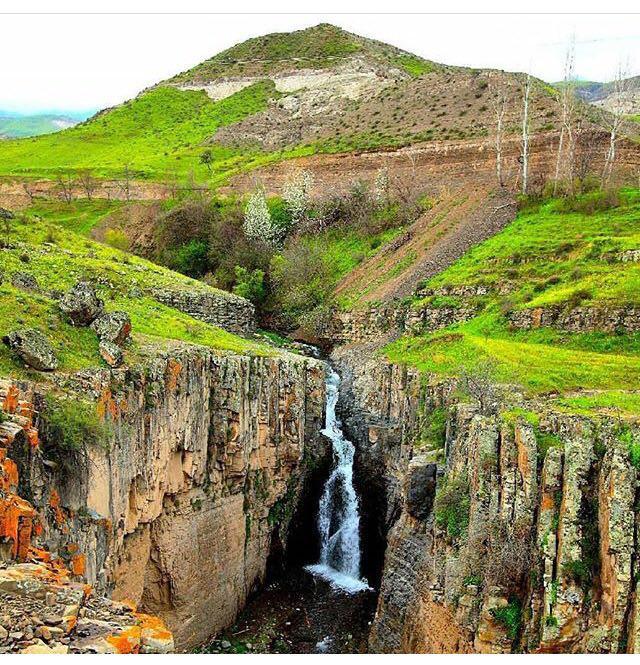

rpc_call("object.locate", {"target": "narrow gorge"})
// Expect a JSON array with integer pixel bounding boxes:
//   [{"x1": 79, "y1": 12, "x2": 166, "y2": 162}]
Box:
[{"x1": 1, "y1": 19, "x2": 640, "y2": 657}]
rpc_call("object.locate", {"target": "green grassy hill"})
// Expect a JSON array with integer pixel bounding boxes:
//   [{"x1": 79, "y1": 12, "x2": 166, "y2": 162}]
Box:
[
  {"x1": 0, "y1": 24, "x2": 569, "y2": 185},
  {"x1": 385, "y1": 189, "x2": 640, "y2": 413},
  {"x1": 0, "y1": 212, "x2": 269, "y2": 378},
  {"x1": 0, "y1": 83, "x2": 292, "y2": 181}
]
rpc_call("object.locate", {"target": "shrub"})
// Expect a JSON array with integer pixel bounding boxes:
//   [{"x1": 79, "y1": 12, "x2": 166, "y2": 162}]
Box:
[
  {"x1": 171, "y1": 239, "x2": 209, "y2": 277},
  {"x1": 434, "y1": 473, "x2": 470, "y2": 541},
  {"x1": 490, "y1": 600, "x2": 522, "y2": 641},
  {"x1": 39, "y1": 394, "x2": 110, "y2": 478},
  {"x1": 232, "y1": 266, "x2": 266, "y2": 306},
  {"x1": 104, "y1": 228, "x2": 130, "y2": 251}
]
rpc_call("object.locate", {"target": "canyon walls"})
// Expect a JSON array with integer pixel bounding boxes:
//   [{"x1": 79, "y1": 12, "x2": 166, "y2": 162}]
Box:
[
  {"x1": 4, "y1": 344, "x2": 326, "y2": 651},
  {"x1": 333, "y1": 348, "x2": 640, "y2": 654}
]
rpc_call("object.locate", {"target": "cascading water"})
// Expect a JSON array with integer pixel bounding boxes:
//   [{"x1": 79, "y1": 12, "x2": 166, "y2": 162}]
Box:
[{"x1": 306, "y1": 368, "x2": 370, "y2": 593}]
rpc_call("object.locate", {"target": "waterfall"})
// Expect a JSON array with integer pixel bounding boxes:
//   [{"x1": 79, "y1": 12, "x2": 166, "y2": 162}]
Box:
[{"x1": 305, "y1": 368, "x2": 370, "y2": 593}]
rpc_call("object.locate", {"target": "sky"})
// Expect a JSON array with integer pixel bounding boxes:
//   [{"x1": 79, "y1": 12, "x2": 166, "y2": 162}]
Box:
[{"x1": 0, "y1": 9, "x2": 638, "y2": 114}]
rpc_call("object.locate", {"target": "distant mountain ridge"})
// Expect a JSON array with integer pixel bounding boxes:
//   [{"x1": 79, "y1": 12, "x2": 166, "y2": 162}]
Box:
[{"x1": 0, "y1": 110, "x2": 91, "y2": 139}]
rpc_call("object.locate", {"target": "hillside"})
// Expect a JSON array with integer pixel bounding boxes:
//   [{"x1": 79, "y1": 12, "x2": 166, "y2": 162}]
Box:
[
  {"x1": 385, "y1": 188, "x2": 640, "y2": 406},
  {"x1": 0, "y1": 24, "x2": 591, "y2": 185},
  {"x1": 574, "y1": 75, "x2": 640, "y2": 115}
]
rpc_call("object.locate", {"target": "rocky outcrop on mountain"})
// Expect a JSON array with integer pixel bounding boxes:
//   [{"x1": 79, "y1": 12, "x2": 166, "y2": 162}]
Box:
[
  {"x1": 333, "y1": 349, "x2": 640, "y2": 653},
  {"x1": 1, "y1": 344, "x2": 326, "y2": 651},
  {"x1": 330, "y1": 303, "x2": 476, "y2": 345},
  {"x1": 150, "y1": 288, "x2": 255, "y2": 334},
  {"x1": 59, "y1": 281, "x2": 104, "y2": 326}
]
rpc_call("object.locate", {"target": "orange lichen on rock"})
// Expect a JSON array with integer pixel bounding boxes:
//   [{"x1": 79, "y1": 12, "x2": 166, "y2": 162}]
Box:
[
  {"x1": 0, "y1": 451, "x2": 19, "y2": 492},
  {"x1": 71, "y1": 553, "x2": 86, "y2": 576},
  {"x1": 0, "y1": 494, "x2": 35, "y2": 559},
  {"x1": 2, "y1": 385, "x2": 19, "y2": 414},
  {"x1": 26, "y1": 427, "x2": 39, "y2": 448},
  {"x1": 49, "y1": 489, "x2": 66, "y2": 527},
  {"x1": 165, "y1": 359, "x2": 183, "y2": 392},
  {"x1": 106, "y1": 626, "x2": 143, "y2": 654},
  {"x1": 97, "y1": 387, "x2": 119, "y2": 421},
  {"x1": 135, "y1": 613, "x2": 173, "y2": 642}
]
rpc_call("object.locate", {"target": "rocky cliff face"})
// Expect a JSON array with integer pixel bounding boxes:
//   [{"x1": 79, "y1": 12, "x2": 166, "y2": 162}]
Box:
[
  {"x1": 3, "y1": 344, "x2": 326, "y2": 651},
  {"x1": 334, "y1": 348, "x2": 640, "y2": 653}
]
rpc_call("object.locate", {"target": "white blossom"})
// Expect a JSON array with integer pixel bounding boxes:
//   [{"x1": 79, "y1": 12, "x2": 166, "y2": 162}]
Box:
[
  {"x1": 243, "y1": 187, "x2": 278, "y2": 245},
  {"x1": 282, "y1": 169, "x2": 314, "y2": 224}
]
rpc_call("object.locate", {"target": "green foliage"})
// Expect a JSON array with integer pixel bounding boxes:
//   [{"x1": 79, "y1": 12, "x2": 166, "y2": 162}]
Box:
[
  {"x1": 419, "y1": 406, "x2": 447, "y2": 450},
  {"x1": 619, "y1": 426, "x2": 640, "y2": 469},
  {"x1": 233, "y1": 266, "x2": 266, "y2": 305},
  {"x1": 393, "y1": 55, "x2": 435, "y2": 77},
  {"x1": 562, "y1": 559, "x2": 591, "y2": 588},
  {"x1": 171, "y1": 240, "x2": 210, "y2": 278},
  {"x1": 40, "y1": 393, "x2": 109, "y2": 453},
  {"x1": 545, "y1": 615, "x2": 559, "y2": 628},
  {"x1": 490, "y1": 600, "x2": 522, "y2": 641},
  {"x1": 104, "y1": 228, "x2": 130, "y2": 251},
  {"x1": 434, "y1": 473, "x2": 470, "y2": 541},
  {"x1": 0, "y1": 83, "x2": 277, "y2": 181}
]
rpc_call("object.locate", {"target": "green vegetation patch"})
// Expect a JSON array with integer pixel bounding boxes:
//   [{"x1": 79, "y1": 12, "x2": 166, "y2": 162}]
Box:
[
  {"x1": 0, "y1": 83, "x2": 278, "y2": 181},
  {"x1": 490, "y1": 600, "x2": 522, "y2": 641},
  {"x1": 0, "y1": 214, "x2": 269, "y2": 377},
  {"x1": 434, "y1": 472, "x2": 470, "y2": 541},
  {"x1": 25, "y1": 199, "x2": 124, "y2": 235},
  {"x1": 385, "y1": 190, "x2": 640, "y2": 409}
]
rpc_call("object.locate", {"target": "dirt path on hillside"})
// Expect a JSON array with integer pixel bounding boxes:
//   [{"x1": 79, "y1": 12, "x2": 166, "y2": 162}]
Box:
[{"x1": 334, "y1": 186, "x2": 516, "y2": 304}]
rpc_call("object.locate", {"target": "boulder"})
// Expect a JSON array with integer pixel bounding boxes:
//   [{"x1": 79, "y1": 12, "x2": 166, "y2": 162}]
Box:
[
  {"x1": 99, "y1": 341, "x2": 124, "y2": 368},
  {"x1": 59, "y1": 281, "x2": 104, "y2": 326},
  {"x1": 91, "y1": 311, "x2": 131, "y2": 345},
  {"x1": 2, "y1": 329, "x2": 59, "y2": 371},
  {"x1": 0, "y1": 207, "x2": 14, "y2": 222},
  {"x1": 11, "y1": 271, "x2": 39, "y2": 292}
]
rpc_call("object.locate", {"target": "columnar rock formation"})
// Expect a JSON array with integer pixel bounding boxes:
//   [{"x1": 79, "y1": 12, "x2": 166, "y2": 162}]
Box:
[
  {"x1": 333, "y1": 349, "x2": 640, "y2": 654},
  {"x1": 2, "y1": 345, "x2": 326, "y2": 651}
]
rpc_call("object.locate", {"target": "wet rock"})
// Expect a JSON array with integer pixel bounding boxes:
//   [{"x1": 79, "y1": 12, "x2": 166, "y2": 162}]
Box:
[
  {"x1": 2, "y1": 329, "x2": 59, "y2": 371},
  {"x1": 11, "y1": 271, "x2": 39, "y2": 292},
  {"x1": 91, "y1": 311, "x2": 131, "y2": 345},
  {"x1": 99, "y1": 341, "x2": 124, "y2": 368},
  {"x1": 59, "y1": 281, "x2": 104, "y2": 326}
]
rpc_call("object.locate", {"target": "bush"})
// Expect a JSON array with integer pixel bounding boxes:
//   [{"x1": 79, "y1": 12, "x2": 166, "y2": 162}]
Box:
[
  {"x1": 171, "y1": 239, "x2": 209, "y2": 277},
  {"x1": 39, "y1": 393, "x2": 110, "y2": 478},
  {"x1": 434, "y1": 473, "x2": 470, "y2": 541},
  {"x1": 232, "y1": 266, "x2": 266, "y2": 306},
  {"x1": 104, "y1": 228, "x2": 130, "y2": 251},
  {"x1": 490, "y1": 600, "x2": 522, "y2": 641}
]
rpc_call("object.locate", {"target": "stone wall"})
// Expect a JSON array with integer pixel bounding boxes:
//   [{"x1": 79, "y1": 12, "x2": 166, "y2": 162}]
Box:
[
  {"x1": 333, "y1": 350, "x2": 640, "y2": 653},
  {"x1": 150, "y1": 288, "x2": 256, "y2": 334},
  {"x1": 7, "y1": 345, "x2": 326, "y2": 651},
  {"x1": 508, "y1": 305, "x2": 640, "y2": 334},
  {"x1": 330, "y1": 304, "x2": 476, "y2": 345}
]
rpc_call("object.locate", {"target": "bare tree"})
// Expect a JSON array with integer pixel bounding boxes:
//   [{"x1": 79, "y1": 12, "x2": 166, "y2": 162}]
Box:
[
  {"x1": 490, "y1": 73, "x2": 509, "y2": 188},
  {"x1": 553, "y1": 37, "x2": 577, "y2": 195},
  {"x1": 55, "y1": 174, "x2": 75, "y2": 203},
  {"x1": 117, "y1": 164, "x2": 132, "y2": 202},
  {"x1": 78, "y1": 169, "x2": 99, "y2": 200},
  {"x1": 601, "y1": 62, "x2": 631, "y2": 187},
  {"x1": 21, "y1": 181, "x2": 36, "y2": 204},
  {"x1": 520, "y1": 74, "x2": 532, "y2": 195}
]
